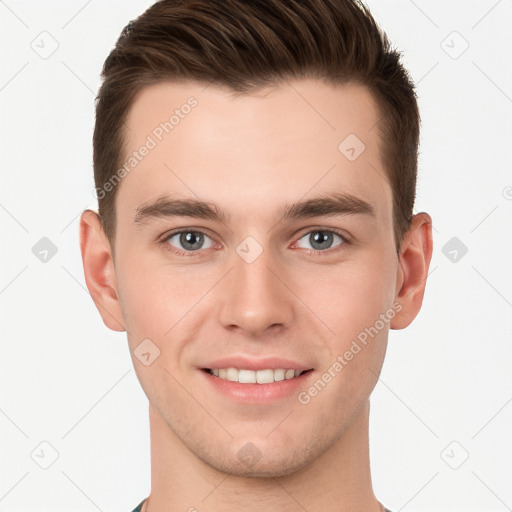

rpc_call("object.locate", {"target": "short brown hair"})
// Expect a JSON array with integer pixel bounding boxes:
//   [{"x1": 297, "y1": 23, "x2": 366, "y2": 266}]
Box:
[{"x1": 93, "y1": 0, "x2": 420, "y2": 254}]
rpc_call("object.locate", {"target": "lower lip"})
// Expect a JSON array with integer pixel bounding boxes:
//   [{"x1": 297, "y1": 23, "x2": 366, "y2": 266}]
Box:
[{"x1": 200, "y1": 369, "x2": 314, "y2": 403}]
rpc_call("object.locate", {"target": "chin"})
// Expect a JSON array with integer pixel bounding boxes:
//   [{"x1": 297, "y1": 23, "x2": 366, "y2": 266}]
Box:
[{"x1": 197, "y1": 441, "x2": 317, "y2": 479}]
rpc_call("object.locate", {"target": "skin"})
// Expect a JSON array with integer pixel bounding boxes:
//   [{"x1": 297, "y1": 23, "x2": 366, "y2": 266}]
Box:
[{"x1": 80, "y1": 78, "x2": 432, "y2": 511}]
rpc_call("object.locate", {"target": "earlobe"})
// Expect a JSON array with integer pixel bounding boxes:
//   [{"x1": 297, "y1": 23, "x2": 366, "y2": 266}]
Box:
[
  {"x1": 79, "y1": 210, "x2": 125, "y2": 332},
  {"x1": 390, "y1": 212, "x2": 433, "y2": 330}
]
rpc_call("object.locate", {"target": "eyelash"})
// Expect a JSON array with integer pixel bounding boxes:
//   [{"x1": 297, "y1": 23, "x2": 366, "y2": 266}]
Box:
[{"x1": 158, "y1": 227, "x2": 351, "y2": 258}]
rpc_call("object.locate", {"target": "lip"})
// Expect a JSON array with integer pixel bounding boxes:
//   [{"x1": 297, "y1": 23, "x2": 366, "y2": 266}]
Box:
[
  {"x1": 199, "y1": 368, "x2": 314, "y2": 403},
  {"x1": 199, "y1": 356, "x2": 314, "y2": 372}
]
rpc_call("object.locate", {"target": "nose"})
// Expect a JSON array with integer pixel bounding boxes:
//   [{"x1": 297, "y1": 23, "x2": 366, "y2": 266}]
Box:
[{"x1": 217, "y1": 242, "x2": 295, "y2": 337}]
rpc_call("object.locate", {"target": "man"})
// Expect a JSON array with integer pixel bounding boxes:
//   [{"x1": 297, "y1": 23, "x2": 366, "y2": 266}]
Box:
[{"x1": 80, "y1": 0, "x2": 433, "y2": 510}]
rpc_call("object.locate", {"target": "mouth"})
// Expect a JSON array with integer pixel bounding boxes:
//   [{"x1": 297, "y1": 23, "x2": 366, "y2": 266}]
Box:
[{"x1": 201, "y1": 367, "x2": 314, "y2": 384}]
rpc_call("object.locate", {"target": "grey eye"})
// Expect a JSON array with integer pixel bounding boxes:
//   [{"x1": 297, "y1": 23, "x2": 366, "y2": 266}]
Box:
[
  {"x1": 296, "y1": 231, "x2": 344, "y2": 251},
  {"x1": 167, "y1": 231, "x2": 214, "y2": 251}
]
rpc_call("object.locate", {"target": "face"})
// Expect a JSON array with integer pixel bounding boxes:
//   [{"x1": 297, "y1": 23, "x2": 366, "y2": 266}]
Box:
[{"x1": 108, "y1": 79, "x2": 402, "y2": 476}]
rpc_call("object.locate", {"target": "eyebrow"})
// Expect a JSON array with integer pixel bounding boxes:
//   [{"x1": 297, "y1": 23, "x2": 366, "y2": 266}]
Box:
[{"x1": 134, "y1": 192, "x2": 375, "y2": 225}]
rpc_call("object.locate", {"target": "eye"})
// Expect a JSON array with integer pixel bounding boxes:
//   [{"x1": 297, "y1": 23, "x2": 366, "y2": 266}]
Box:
[
  {"x1": 295, "y1": 229, "x2": 346, "y2": 252},
  {"x1": 164, "y1": 230, "x2": 215, "y2": 254},
  {"x1": 160, "y1": 227, "x2": 349, "y2": 257}
]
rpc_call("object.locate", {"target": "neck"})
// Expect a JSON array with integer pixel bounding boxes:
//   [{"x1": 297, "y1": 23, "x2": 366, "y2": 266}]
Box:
[{"x1": 143, "y1": 399, "x2": 383, "y2": 512}]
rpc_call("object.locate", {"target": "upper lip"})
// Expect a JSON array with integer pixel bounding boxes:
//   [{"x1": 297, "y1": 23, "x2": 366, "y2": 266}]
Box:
[{"x1": 201, "y1": 356, "x2": 314, "y2": 371}]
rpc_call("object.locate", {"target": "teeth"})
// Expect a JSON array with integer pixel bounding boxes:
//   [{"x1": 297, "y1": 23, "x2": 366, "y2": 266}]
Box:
[
  {"x1": 208, "y1": 367, "x2": 307, "y2": 384},
  {"x1": 226, "y1": 367, "x2": 238, "y2": 382},
  {"x1": 273, "y1": 369, "x2": 285, "y2": 381},
  {"x1": 256, "y1": 369, "x2": 274, "y2": 384},
  {"x1": 239, "y1": 369, "x2": 256, "y2": 383}
]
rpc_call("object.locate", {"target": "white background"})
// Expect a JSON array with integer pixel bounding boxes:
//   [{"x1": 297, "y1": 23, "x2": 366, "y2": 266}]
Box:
[{"x1": 0, "y1": 1, "x2": 511, "y2": 511}]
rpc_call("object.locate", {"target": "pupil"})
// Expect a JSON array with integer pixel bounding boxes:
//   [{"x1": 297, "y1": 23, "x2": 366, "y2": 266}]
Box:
[
  {"x1": 181, "y1": 232, "x2": 203, "y2": 250},
  {"x1": 311, "y1": 231, "x2": 332, "y2": 250}
]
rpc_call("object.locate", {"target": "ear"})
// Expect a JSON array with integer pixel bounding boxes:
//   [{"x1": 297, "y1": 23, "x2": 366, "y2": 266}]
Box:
[
  {"x1": 390, "y1": 212, "x2": 433, "y2": 330},
  {"x1": 79, "y1": 209, "x2": 125, "y2": 332}
]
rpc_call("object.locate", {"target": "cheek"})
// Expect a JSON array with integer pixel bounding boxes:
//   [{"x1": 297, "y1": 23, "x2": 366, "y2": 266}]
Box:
[
  {"x1": 301, "y1": 254, "x2": 396, "y2": 340},
  {"x1": 114, "y1": 255, "x2": 196, "y2": 399},
  {"x1": 295, "y1": 255, "x2": 395, "y2": 402},
  {"x1": 298, "y1": 268, "x2": 392, "y2": 413},
  {"x1": 114, "y1": 250, "x2": 216, "y2": 351},
  {"x1": 114, "y1": 253, "x2": 166, "y2": 356}
]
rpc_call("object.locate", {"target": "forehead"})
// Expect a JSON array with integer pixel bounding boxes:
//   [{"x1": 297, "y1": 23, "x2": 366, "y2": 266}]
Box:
[{"x1": 118, "y1": 78, "x2": 391, "y2": 226}]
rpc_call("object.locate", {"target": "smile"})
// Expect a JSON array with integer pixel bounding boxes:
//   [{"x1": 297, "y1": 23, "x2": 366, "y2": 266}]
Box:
[{"x1": 204, "y1": 368, "x2": 312, "y2": 384}]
